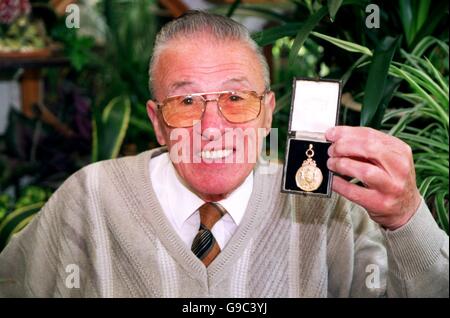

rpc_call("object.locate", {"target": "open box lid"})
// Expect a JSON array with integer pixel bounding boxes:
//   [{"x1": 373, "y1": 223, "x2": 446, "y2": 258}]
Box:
[{"x1": 288, "y1": 78, "x2": 342, "y2": 137}]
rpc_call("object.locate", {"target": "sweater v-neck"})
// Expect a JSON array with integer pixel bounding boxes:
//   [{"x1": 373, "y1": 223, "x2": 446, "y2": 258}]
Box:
[{"x1": 132, "y1": 148, "x2": 268, "y2": 287}]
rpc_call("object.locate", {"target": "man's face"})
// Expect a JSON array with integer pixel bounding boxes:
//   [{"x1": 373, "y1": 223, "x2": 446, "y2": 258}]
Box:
[{"x1": 147, "y1": 35, "x2": 275, "y2": 201}]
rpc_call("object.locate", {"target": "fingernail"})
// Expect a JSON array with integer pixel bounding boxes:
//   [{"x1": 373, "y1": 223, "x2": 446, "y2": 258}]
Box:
[
  {"x1": 328, "y1": 145, "x2": 333, "y2": 157},
  {"x1": 327, "y1": 158, "x2": 334, "y2": 170}
]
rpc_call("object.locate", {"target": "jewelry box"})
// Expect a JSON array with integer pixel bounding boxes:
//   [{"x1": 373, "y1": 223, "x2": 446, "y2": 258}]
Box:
[{"x1": 281, "y1": 77, "x2": 342, "y2": 197}]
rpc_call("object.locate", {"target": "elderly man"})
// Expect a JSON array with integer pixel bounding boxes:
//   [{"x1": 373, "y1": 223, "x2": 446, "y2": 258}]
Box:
[{"x1": 0, "y1": 11, "x2": 448, "y2": 298}]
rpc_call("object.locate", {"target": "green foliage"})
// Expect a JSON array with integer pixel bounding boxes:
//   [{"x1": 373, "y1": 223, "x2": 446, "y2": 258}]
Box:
[
  {"x1": 99, "y1": 0, "x2": 156, "y2": 102},
  {"x1": 360, "y1": 36, "x2": 401, "y2": 127},
  {"x1": 384, "y1": 38, "x2": 449, "y2": 233},
  {"x1": 288, "y1": 6, "x2": 328, "y2": 67},
  {"x1": 398, "y1": 0, "x2": 448, "y2": 49},
  {"x1": 253, "y1": 22, "x2": 303, "y2": 47},
  {"x1": 51, "y1": 24, "x2": 95, "y2": 71},
  {"x1": 0, "y1": 186, "x2": 51, "y2": 251},
  {"x1": 211, "y1": 2, "x2": 295, "y2": 23},
  {"x1": 226, "y1": 0, "x2": 242, "y2": 17},
  {"x1": 247, "y1": 0, "x2": 448, "y2": 125},
  {"x1": 327, "y1": 0, "x2": 343, "y2": 22},
  {"x1": 91, "y1": 0, "x2": 158, "y2": 153},
  {"x1": 0, "y1": 194, "x2": 12, "y2": 222},
  {"x1": 15, "y1": 186, "x2": 51, "y2": 209},
  {"x1": 92, "y1": 96, "x2": 131, "y2": 162},
  {"x1": 0, "y1": 202, "x2": 43, "y2": 252},
  {"x1": 310, "y1": 31, "x2": 372, "y2": 55}
]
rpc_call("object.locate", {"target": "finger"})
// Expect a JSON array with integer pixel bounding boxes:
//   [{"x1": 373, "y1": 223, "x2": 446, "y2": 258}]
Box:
[
  {"x1": 327, "y1": 131, "x2": 412, "y2": 175},
  {"x1": 327, "y1": 157, "x2": 391, "y2": 190},
  {"x1": 332, "y1": 175, "x2": 385, "y2": 213},
  {"x1": 326, "y1": 126, "x2": 409, "y2": 159},
  {"x1": 327, "y1": 126, "x2": 400, "y2": 145}
]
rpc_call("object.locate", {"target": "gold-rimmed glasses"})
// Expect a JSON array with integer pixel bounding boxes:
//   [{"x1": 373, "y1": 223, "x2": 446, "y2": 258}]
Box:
[{"x1": 156, "y1": 90, "x2": 267, "y2": 128}]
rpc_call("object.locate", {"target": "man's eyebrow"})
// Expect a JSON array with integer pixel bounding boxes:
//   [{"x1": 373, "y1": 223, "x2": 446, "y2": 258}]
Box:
[
  {"x1": 222, "y1": 77, "x2": 251, "y2": 86},
  {"x1": 169, "y1": 81, "x2": 194, "y2": 91}
]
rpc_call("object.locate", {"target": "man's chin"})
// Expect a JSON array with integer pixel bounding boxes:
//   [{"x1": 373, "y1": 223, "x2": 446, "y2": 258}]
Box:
[
  {"x1": 190, "y1": 177, "x2": 239, "y2": 192},
  {"x1": 190, "y1": 184, "x2": 238, "y2": 201},
  {"x1": 174, "y1": 162, "x2": 254, "y2": 199},
  {"x1": 185, "y1": 173, "x2": 249, "y2": 200}
]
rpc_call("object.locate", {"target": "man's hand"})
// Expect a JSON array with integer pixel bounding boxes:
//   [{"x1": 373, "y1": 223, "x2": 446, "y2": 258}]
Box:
[{"x1": 325, "y1": 126, "x2": 422, "y2": 230}]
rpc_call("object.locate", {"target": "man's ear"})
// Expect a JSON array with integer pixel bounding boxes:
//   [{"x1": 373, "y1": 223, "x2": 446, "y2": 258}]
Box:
[
  {"x1": 147, "y1": 100, "x2": 167, "y2": 145},
  {"x1": 263, "y1": 91, "x2": 276, "y2": 136}
]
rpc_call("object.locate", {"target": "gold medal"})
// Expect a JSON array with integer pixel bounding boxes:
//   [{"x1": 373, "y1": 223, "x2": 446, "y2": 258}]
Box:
[{"x1": 295, "y1": 144, "x2": 323, "y2": 192}]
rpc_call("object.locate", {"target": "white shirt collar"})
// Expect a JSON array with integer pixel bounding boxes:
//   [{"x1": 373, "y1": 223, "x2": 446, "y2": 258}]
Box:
[
  {"x1": 150, "y1": 152, "x2": 253, "y2": 230},
  {"x1": 215, "y1": 171, "x2": 253, "y2": 225}
]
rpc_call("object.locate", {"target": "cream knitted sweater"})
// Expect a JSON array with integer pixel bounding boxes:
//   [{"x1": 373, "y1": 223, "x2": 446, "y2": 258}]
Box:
[{"x1": 0, "y1": 148, "x2": 448, "y2": 297}]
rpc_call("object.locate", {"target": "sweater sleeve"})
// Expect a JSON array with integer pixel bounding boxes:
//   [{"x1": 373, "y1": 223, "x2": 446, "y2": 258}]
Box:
[
  {"x1": 382, "y1": 198, "x2": 449, "y2": 297},
  {"x1": 0, "y1": 166, "x2": 98, "y2": 297},
  {"x1": 343, "y1": 197, "x2": 449, "y2": 298}
]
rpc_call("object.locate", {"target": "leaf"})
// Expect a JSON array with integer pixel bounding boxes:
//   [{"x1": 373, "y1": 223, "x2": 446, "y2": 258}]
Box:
[
  {"x1": 361, "y1": 36, "x2": 401, "y2": 127},
  {"x1": 389, "y1": 65, "x2": 449, "y2": 127},
  {"x1": 418, "y1": 176, "x2": 437, "y2": 197},
  {"x1": 392, "y1": 61, "x2": 448, "y2": 105},
  {"x1": 288, "y1": 6, "x2": 328, "y2": 67},
  {"x1": 250, "y1": 0, "x2": 366, "y2": 47},
  {"x1": 398, "y1": 0, "x2": 414, "y2": 47},
  {"x1": 227, "y1": 0, "x2": 241, "y2": 17},
  {"x1": 252, "y1": 23, "x2": 303, "y2": 46},
  {"x1": 416, "y1": 0, "x2": 431, "y2": 33},
  {"x1": 327, "y1": 0, "x2": 343, "y2": 22},
  {"x1": 0, "y1": 202, "x2": 43, "y2": 251},
  {"x1": 385, "y1": 106, "x2": 418, "y2": 135},
  {"x1": 92, "y1": 96, "x2": 131, "y2": 162},
  {"x1": 8, "y1": 215, "x2": 35, "y2": 242},
  {"x1": 398, "y1": 133, "x2": 449, "y2": 152},
  {"x1": 368, "y1": 77, "x2": 402, "y2": 129},
  {"x1": 412, "y1": 36, "x2": 449, "y2": 57},
  {"x1": 411, "y1": 1, "x2": 449, "y2": 48},
  {"x1": 311, "y1": 32, "x2": 373, "y2": 56},
  {"x1": 424, "y1": 57, "x2": 449, "y2": 99},
  {"x1": 415, "y1": 160, "x2": 448, "y2": 175}
]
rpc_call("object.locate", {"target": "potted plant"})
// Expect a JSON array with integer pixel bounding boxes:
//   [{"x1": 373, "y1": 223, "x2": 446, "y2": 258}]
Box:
[{"x1": 0, "y1": 0, "x2": 58, "y2": 57}]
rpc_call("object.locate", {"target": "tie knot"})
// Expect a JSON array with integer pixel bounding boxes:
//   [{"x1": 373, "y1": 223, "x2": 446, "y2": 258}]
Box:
[{"x1": 199, "y1": 202, "x2": 226, "y2": 230}]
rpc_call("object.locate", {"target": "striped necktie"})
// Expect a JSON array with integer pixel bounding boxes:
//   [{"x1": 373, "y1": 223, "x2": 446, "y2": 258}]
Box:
[{"x1": 191, "y1": 202, "x2": 226, "y2": 266}]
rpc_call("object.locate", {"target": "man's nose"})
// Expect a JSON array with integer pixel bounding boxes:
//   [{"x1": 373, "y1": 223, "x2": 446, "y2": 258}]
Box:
[{"x1": 200, "y1": 98, "x2": 226, "y2": 140}]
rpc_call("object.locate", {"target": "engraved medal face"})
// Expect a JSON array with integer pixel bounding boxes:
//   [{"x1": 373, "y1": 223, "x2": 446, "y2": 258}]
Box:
[
  {"x1": 295, "y1": 144, "x2": 323, "y2": 192},
  {"x1": 295, "y1": 160, "x2": 323, "y2": 192}
]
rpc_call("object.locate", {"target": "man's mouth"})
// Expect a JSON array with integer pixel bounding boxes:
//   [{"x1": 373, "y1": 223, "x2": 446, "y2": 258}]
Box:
[{"x1": 200, "y1": 148, "x2": 234, "y2": 160}]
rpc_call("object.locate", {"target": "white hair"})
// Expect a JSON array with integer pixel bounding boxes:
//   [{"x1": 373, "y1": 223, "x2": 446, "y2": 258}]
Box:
[{"x1": 148, "y1": 10, "x2": 271, "y2": 96}]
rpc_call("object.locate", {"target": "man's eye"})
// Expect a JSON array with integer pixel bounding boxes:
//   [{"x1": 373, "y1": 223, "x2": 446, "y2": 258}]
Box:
[
  {"x1": 182, "y1": 97, "x2": 194, "y2": 105},
  {"x1": 229, "y1": 95, "x2": 244, "y2": 102}
]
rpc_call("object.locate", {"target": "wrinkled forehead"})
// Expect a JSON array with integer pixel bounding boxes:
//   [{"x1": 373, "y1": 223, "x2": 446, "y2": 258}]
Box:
[{"x1": 152, "y1": 34, "x2": 266, "y2": 99}]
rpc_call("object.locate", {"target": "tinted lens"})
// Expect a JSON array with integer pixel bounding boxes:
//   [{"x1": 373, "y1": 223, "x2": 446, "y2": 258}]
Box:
[
  {"x1": 162, "y1": 95, "x2": 205, "y2": 127},
  {"x1": 218, "y1": 91, "x2": 261, "y2": 123}
]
